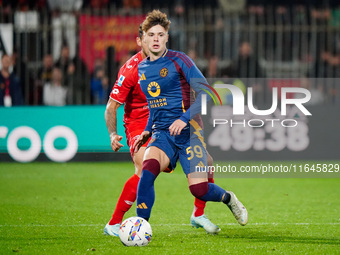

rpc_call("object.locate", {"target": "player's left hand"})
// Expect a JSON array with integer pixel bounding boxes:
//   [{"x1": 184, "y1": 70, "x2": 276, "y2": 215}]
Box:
[
  {"x1": 169, "y1": 119, "x2": 187, "y2": 136},
  {"x1": 133, "y1": 131, "x2": 151, "y2": 153}
]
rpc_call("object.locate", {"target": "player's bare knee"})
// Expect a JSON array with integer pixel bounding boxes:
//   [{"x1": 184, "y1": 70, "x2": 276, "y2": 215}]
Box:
[
  {"x1": 134, "y1": 162, "x2": 143, "y2": 177},
  {"x1": 133, "y1": 148, "x2": 145, "y2": 177},
  {"x1": 144, "y1": 147, "x2": 170, "y2": 172},
  {"x1": 187, "y1": 172, "x2": 208, "y2": 185}
]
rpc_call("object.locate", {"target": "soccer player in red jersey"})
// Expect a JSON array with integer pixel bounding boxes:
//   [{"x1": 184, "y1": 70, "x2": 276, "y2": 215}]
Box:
[{"x1": 104, "y1": 25, "x2": 218, "y2": 236}]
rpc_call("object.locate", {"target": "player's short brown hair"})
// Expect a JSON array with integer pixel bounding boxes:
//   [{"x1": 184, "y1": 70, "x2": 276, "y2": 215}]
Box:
[
  {"x1": 142, "y1": 10, "x2": 171, "y2": 33},
  {"x1": 138, "y1": 24, "x2": 143, "y2": 38}
]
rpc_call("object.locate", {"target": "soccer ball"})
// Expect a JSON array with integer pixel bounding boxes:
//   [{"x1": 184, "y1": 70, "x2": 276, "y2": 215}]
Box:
[{"x1": 119, "y1": 216, "x2": 152, "y2": 246}]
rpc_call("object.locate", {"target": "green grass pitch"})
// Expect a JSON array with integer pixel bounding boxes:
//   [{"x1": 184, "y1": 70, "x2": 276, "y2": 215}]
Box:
[{"x1": 0, "y1": 161, "x2": 339, "y2": 254}]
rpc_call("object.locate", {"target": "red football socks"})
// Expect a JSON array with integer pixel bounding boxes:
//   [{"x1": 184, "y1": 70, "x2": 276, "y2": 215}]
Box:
[
  {"x1": 193, "y1": 178, "x2": 215, "y2": 217},
  {"x1": 108, "y1": 174, "x2": 140, "y2": 225}
]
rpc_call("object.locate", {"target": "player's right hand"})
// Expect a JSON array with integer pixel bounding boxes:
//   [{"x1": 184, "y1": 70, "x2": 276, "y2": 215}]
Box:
[
  {"x1": 133, "y1": 131, "x2": 151, "y2": 153},
  {"x1": 110, "y1": 134, "x2": 123, "y2": 152}
]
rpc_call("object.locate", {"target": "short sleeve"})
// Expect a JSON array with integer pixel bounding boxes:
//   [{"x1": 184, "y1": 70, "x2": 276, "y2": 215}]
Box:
[{"x1": 110, "y1": 66, "x2": 137, "y2": 104}]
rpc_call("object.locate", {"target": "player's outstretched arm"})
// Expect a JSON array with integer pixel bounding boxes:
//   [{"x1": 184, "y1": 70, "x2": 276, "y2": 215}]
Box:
[
  {"x1": 133, "y1": 131, "x2": 151, "y2": 153},
  {"x1": 105, "y1": 98, "x2": 123, "y2": 152}
]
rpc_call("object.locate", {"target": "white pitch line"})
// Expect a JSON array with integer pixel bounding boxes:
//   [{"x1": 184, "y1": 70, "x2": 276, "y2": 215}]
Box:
[{"x1": 0, "y1": 223, "x2": 339, "y2": 227}]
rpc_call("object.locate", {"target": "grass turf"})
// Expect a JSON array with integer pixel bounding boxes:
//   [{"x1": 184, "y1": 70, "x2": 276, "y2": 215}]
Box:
[{"x1": 0, "y1": 161, "x2": 339, "y2": 254}]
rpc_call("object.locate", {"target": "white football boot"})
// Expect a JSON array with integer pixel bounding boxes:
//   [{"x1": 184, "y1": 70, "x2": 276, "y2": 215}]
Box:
[
  {"x1": 103, "y1": 223, "x2": 120, "y2": 237},
  {"x1": 190, "y1": 214, "x2": 221, "y2": 234},
  {"x1": 226, "y1": 191, "x2": 248, "y2": 226}
]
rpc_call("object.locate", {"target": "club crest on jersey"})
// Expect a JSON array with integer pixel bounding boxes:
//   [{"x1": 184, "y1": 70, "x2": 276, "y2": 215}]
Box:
[
  {"x1": 147, "y1": 81, "x2": 161, "y2": 97},
  {"x1": 117, "y1": 75, "x2": 125, "y2": 87},
  {"x1": 159, "y1": 68, "x2": 168, "y2": 78}
]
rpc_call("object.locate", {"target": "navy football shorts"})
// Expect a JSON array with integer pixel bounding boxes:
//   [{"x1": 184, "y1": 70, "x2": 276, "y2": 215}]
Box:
[{"x1": 146, "y1": 127, "x2": 207, "y2": 176}]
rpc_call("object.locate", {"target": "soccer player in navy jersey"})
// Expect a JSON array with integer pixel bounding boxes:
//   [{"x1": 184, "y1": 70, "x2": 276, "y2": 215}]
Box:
[
  {"x1": 134, "y1": 10, "x2": 248, "y2": 229},
  {"x1": 104, "y1": 25, "x2": 220, "y2": 235}
]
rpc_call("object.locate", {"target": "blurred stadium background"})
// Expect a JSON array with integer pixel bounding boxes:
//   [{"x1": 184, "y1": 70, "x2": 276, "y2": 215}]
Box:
[{"x1": 0, "y1": 0, "x2": 339, "y2": 162}]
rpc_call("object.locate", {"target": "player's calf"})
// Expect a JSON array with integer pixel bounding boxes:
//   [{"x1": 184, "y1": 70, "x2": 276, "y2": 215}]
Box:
[
  {"x1": 136, "y1": 159, "x2": 161, "y2": 221},
  {"x1": 189, "y1": 182, "x2": 228, "y2": 202}
]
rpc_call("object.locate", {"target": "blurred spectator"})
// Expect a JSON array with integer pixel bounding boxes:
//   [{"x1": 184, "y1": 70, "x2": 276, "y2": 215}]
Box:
[
  {"x1": 11, "y1": 48, "x2": 37, "y2": 105},
  {"x1": 207, "y1": 56, "x2": 219, "y2": 78},
  {"x1": 315, "y1": 50, "x2": 340, "y2": 77},
  {"x1": 0, "y1": 0, "x2": 15, "y2": 23},
  {"x1": 43, "y1": 67, "x2": 68, "y2": 106},
  {"x1": 13, "y1": 1, "x2": 42, "y2": 96},
  {"x1": 47, "y1": 0, "x2": 83, "y2": 61},
  {"x1": 0, "y1": 54, "x2": 24, "y2": 106},
  {"x1": 55, "y1": 44, "x2": 89, "y2": 104},
  {"x1": 34, "y1": 53, "x2": 54, "y2": 105},
  {"x1": 38, "y1": 54, "x2": 54, "y2": 83},
  {"x1": 245, "y1": 1, "x2": 266, "y2": 59},
  {"x1": 187, "y1": 49, "x2": 197, "y2": 62},
  {"x1": 292, "y1": 4, "x2": 312, "y2": 62},
  {"x1": 223, "y1": 41, "x2": 266, "y2": 104},
  {"x1": 123, "y1": 0, "x2": 141, "y2": 13},
  {"x1": 55, "y1": 44, "x2": 74, "y2": 85},
  {"x1": 218, "y1": 0, "x2": 245, "y2": 60},
  {"x1": 275, "y1": 5, "x2": 293, "y2": 61},
  {"x1": 168, "y1": 2, "x2": 186, "y2": 52},
  {"x1": 331, "y1": 4, "x2": 340, "y2": 28},
  {"x1": 91, "y1": 64, "x2": 108, "y2": 104},
  {"x1": 83, "y1": 0, "x2": 109, "y2": 10},
  {"x1": 311, "y1": 50, "x2": 339, "y2": 103},
  {"x1": 187, "y1": 49, "x2": 209, "y2": 76},
  {"x1": 224, "y1": 41, "x2": 263, "y2": 78},
  {"x1": 310, "y1": 6, "x2": 332, "y2": 63},
  {"x1": 11, "y1": 48, "x2": 27, "y2": 92},
  {"x1": 16, "y1": 0, "x2": 47, "y2": 11}
]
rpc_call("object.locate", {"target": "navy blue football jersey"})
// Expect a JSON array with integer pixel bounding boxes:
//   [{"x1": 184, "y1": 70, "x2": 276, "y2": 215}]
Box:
[{"x1": 138, "y1": 49, "x2": 210, "y2": 132}]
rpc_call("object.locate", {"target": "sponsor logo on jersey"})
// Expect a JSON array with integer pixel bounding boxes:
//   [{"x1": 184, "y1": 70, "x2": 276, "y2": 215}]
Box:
[
  {"x1": 112, "y1": 88, "x2": 119, "y2": 94},
  {"x1": 148, "y1": 98, "x2": 167, "y2": 108},
  {"x1": 127, "y1": 64, "x2": 133, "y2": 69},
  {"x1": 159, "y1": 67, "x2": 168, "y2": 77},
  {"x1": 147, "y1": 81, "x2": 161, "y2": 97},
  {"x1": 117, "y1": 75, "x2": 125, "y2": 87}
]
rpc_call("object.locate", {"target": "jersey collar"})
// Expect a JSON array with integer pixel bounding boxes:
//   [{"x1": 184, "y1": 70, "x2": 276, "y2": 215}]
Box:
[{"x1": 162, "y1": 49, "x2": 168, "y2": 57}]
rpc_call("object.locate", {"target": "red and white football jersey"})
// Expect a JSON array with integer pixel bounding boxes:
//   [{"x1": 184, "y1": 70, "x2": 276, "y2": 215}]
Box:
[{"x1": 110, "y1": 51, "x2": 149, "y2": 126}]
